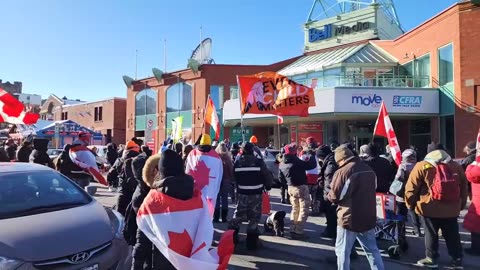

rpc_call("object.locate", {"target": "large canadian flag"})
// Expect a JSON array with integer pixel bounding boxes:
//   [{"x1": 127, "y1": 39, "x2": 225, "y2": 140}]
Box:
[
  {"x1": 69, "y1": 145, "x2": 108, "y2": 186},
  {"x1": 373, "y1": 101, "x2": 401, "y2": 166},
  {"x1": 137, "y1": 189, "x2": 234, "y2": 270},
  {"x1": 205, "y1": 96, "x2": 220, "y2": 140},
  {"x1": 185, "y1": 148, "x2": 223, "y2": 216},
  {"x1": 0, "y1": 88, "x2": 39, "y2": 125}
]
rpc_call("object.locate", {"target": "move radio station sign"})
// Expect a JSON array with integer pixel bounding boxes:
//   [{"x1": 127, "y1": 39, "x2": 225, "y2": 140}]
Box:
[{"x1": 309, "y1": 22, "x2": 371, "y2": 42}]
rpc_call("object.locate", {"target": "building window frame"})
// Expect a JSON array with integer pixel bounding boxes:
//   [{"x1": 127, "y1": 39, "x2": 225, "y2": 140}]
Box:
[
  {"x1": 94, "y1": 106, "x2": 103, "y2": 122},
  {"x1": 438, "y1": 43, "x2": 454, "y2": 87},
  {"x1": 229, "y1": 86, "x2": 239, "y2": 100},
  {"x1": 210, "y1": 85, "x2": 224, "y2": 109},
  {"x1": 61, "y1": 112, "x2": 68, "y2": 120}
]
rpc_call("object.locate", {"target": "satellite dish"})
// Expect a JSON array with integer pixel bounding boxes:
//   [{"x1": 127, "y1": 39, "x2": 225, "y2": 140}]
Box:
[
  {"x1": 152, "y1": 68, "x2": 164, "y2": 83},
  {"x1": 122, "y1": 75, "x2": 134, "y2": 88},
  {"x1": 188, "y1": 38, "x2": 214, "y2": 66}
]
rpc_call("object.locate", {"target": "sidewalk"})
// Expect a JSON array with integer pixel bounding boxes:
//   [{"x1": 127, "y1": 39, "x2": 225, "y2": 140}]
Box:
[{"x1": 91, "y1": 183, "x2": 479, "y2": 269}]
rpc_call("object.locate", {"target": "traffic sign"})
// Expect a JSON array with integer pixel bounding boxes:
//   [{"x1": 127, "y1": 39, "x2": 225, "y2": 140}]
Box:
[{"x1": 147, "y1": 119, "x2": 154, "y2": 129}]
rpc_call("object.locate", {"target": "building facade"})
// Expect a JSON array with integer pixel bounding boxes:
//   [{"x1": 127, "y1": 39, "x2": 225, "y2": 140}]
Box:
[
  {"x1": 125, "y1": 59, "x2": 299, "y2": 151},
  {"x1": 40, "y1": 95, "x2": 85, "y2": 121},
  {"x1": 52, "y1": 97, "x2": 127, "y2": 145},
  {"x1": 223, "y1": 0, "x2": 480, "y2": 158}
]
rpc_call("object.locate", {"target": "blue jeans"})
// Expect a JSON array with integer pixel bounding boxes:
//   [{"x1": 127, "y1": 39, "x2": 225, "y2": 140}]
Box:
[{"x1": 335, "y1": 227, "x2": 384, "y2": 270}]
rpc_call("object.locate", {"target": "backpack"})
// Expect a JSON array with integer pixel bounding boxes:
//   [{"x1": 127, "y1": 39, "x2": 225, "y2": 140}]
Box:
[
  {"x1": 431, "y1": 163, "x2": 460, "y2": 202},
  {"x1": 122, "y1": 202, "x2": 138, "y2": 246}
]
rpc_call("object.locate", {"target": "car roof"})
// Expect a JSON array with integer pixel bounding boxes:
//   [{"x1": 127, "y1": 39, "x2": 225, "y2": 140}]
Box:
[{"x1": 0, "y1": 162, "x2": 54, "y2": 173}]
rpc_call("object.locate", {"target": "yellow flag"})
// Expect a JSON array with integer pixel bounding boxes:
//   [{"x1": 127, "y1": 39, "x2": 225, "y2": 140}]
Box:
[{"x1": 172, "y1": 116, "x2": 183, "y2": 143}]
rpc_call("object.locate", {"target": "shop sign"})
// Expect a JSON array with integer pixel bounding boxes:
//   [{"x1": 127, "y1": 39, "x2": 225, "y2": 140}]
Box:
[
  {"x1": 309, "y1": 22, "x2": 371, "y2": 43},
  {"x1": 351, "y1": 94, "x2": 382, "y2": 107},
  {"x1": 298, "y1": 123, "x2": 323, "y2": 131},
  {"x1": 392, "y1": 96, "x2": 422, "y2": 108}
]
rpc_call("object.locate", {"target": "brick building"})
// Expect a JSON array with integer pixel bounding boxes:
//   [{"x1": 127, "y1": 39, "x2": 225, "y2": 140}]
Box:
[
  {"x1": 0, "y1": 79, "x2": 22, "y2": 94},
  {"x1": 126, "y1": 59, "x2": 299, "y2": 151},
  {"x1": 40, "y1": 94, "x2": 85, "y2": 121},
  {"x1": 53, "y1": 97, "x2": 127, "y2": 145}
]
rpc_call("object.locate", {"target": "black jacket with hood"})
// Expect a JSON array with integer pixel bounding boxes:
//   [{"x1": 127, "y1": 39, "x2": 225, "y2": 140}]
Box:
[
  {"x1": 462, "y1": 152, "x2": 476, "y2": 171},
  {"x1": 106, "y1": 144, "x2": 118, "y2": 166},
  {"x1": 16, "y1": 144, "x2": 32, "y2": 163},
  {"x1": 113, "y1": 149, "x2": 140, "y2": 216},
  {"x1": 279, "y1": 154, "x2": 317, "y2": 186},
  {"x1": 29, "y1": 139, "x2": 54, "y2": 168},
  {"x1": 361, "y1": 144, "x2": 395, "y2": 193},
  {"x1": 319, "y1": 152, "x2": 338, "y2": 200}
]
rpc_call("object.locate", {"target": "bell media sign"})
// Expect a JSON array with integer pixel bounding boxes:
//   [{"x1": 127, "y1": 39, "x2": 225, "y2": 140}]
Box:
[{"x1": 309, "y1": 22, "x2": 371, "y2": 43}]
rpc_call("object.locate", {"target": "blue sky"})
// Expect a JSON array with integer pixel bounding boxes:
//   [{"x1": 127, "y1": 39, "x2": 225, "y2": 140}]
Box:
[{"x1": 0, "y1": 0, "x2": 458, "y2": 101}]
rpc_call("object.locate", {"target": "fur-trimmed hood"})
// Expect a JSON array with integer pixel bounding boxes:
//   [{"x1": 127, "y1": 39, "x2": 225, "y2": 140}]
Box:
[{"x1": 143, "y1": 154, "x2": 161, "y2": 188}]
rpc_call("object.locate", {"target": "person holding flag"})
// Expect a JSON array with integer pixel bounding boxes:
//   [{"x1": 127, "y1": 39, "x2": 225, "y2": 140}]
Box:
[{"x1": 464, "y1": 130, "x2": 480, "y2": 256}]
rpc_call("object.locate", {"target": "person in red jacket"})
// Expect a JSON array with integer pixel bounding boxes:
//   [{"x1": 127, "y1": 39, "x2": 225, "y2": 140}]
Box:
[{"x1": 465, "y1": 159, "x2": 480, "y2": 256}]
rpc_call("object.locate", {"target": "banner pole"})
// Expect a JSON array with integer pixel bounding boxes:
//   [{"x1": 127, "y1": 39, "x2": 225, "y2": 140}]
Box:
[
  {"x1": 236, "y1": 75, "x2": 246, "y2": 143},
  {"x1": 277, "y1": 120, "x2": 281, "y2": 149}
]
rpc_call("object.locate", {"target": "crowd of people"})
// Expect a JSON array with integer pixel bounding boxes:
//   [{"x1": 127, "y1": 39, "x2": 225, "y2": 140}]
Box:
[{"x1": 2, "y1": 132, "x2": 480, "y2": 270}]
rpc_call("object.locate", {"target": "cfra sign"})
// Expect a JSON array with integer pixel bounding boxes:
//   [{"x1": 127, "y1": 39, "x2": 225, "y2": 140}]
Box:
[{"x1": 309, "y1": 22, "x2": 371, "y2": 42}]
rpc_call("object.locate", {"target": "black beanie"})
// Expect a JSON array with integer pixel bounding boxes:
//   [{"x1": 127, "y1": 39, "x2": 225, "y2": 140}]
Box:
[
  {"x1": 159, "y1": 149, "x2": 184, "y2": 179},
  {"x1": 316, "y1": 145, "x2": 332, "y2": 159}
]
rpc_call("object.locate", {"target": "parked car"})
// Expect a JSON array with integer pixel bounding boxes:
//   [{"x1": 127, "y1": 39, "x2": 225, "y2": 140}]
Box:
[
  {"x1": 261, "y1": 148, "x2": 281, "y2": 188},
  {"x1": 0, "y1": 163, "x2": 128, "y2": 270},
  {"x1": 88, "y1": 145, "x2": 110, "y2": 170},
  {"x1": 47, "y1": 148, "x2": 63, "y2": 160}
]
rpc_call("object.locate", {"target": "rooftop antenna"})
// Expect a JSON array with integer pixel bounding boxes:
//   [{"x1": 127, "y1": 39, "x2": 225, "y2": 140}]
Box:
[
  {"x1": 135, "y1": 49, "x2": 138, "y2": 80},
  {"x1": 306, "y1": 0, "x2": 402, "y2": 31},
  {"x1": 163, "y1": 39, "x2": 167, "y2": 73},
  {"x1": 187, "y1": 37, "x2": 215, "y2": 74}
]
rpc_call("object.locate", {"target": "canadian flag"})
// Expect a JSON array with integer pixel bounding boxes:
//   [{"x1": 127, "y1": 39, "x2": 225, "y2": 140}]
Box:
[
  {"x1": 69, "y1": 145, "x2": 108, "y2": 186},
  {"x1": 205, "y1": 96, "x2": 220, "y2": 140},
  {"x1": 185, "y1": 148, "x2": 223, "y2": 216},
  {"x1": 137, "y1": 189, "x2": 234, "y2": 270},
  {"x1": 277, "y1": 116, "x2": 284, "y2": 125},
  {"x1": 0, "y1": 88, "x2": 39, "y2": 125},
  {"x1": 373, "y1": 101, "x2": 401, "y2": 166}
]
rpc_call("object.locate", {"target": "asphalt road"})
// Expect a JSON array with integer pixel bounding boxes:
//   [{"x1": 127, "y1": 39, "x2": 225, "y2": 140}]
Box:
[{"x1": 92, "y1": 184, "x2": 479, "y2": 269}]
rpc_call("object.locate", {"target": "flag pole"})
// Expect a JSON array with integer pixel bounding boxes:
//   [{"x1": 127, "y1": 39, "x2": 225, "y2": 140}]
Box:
[
  {"x1": 236, "y1": 75, "x2": 245, "y2": 143},
  {"x1": 277, "y1": 118, "x2": 281, "y2": 149}
]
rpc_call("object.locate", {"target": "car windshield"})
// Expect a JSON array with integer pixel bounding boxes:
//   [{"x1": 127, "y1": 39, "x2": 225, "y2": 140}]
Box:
[{"x1": 0, "y1": 170, "x2": 92, "y2": 219}]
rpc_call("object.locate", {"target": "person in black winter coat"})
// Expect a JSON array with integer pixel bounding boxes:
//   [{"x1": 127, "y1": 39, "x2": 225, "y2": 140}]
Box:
[
  {"x1": 360, "y1": 143, "x2": 395, "y2": 193},
  {"x1": 16, "y1": 141, "x2": 32, "y2": 162},
  {"x1": 106, "y1": 143, "x2": 118, "y2": 166},
  {"x1": 29, "y1": 139, "x2": 54, "y2": 168},
  {"x1": 0, "y1": 146, "x2": 9, "y2": 162},
  {"x1": 279, "y1": 144, "x2": 317, "y2": 237},
  {"x1": 315, "y1": 145, "x2": 338, "y2": 238},
  {"x1": 130, "y1": 152, "x2": 155, "y2": 270},
  {"x1": 462, "y1": 141, "x2": 476, "y2": 170},
  {"x1": 113, "y1": 141, "x2": 140, "y2": 216},
  {"x1": 145, "y1": 149, "x2": 195, "y2": 270}
]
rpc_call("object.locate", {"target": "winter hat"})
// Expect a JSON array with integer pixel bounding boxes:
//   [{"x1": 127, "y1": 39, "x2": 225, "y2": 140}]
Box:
[
  {"x1": 78, "y1": 132, "x2": 91, "y2": 142},
  {"x1": 465, "y1": 141, "x2": 476, "y2": 155},
  {"x1": 359, "y1": 144, "x2": 370, "y2": 157},
  {"x1": 158, "y1": 149, "x2": 184, "y2": 179},
  {"x1": 402, "y1": 149, "x2": 417, "y2": 164},
  {"x1": 249, "y1": 135, "x2": 258, "y2": 144},
  {"x1": 284, "y1": 144, "x2": 297, "y2": 155},
  {"x1": 199, "y1": 134, "x2": 212, "y2": 145},
  {"x1": 125, "y1": 140, "x2": 140, "y2": 152},
  {"x1": 335, "y1": 144, "x2": 354, "y2": 164},
  {"x1": 316, "y1": 145, "x2": 332, "y2": 159}
]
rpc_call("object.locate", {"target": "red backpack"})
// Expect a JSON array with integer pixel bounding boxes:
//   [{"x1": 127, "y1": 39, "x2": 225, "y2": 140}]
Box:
[{"x1": 431, "y1": 163, "x2": 460, "y2": 202}]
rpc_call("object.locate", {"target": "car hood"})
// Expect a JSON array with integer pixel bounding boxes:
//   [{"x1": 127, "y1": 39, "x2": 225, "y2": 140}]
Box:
[{"x1": 0, "y1": 201, "x2": 114, "y2": 262}]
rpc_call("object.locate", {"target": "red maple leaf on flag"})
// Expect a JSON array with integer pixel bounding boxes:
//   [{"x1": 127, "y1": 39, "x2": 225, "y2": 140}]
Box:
[
  {"x1": 168, "y1": 229, "x2": 207, "y2": 258},
  {"x1": 168, "y1": 230, "x2": 193, "y2": 257},
  {"x1": 188, "y1": 160, "x2": 211, "y2": 190}
]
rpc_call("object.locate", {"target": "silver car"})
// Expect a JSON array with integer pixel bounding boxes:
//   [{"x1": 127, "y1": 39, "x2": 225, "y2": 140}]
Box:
[
  {"x1": 262, "y1": 149, "x2": 281, "y2": 187},
  {"x1": 0, "y1": 163, "x2": 128, "y2": 270}
]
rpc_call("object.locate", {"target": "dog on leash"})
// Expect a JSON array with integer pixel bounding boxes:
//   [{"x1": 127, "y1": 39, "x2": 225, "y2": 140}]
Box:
[{"x1": 264, "y1": 211, "x2": 286, "y2": 237}]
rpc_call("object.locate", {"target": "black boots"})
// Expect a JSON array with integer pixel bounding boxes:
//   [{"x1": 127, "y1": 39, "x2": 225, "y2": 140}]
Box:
[
  {"x1": 246, "y1": 232, "x2": 261, "y2": 250},
  {"x1": 213, "y1": 209, "x2": 220, "y2": 223},
  {"x1": 221, "y1": 209, "x2": 228, "y2": 223}
]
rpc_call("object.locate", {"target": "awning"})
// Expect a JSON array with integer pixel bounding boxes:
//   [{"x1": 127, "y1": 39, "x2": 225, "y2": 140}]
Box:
[{"x1": 278, "y1": 43, "x2": 398, "y2": 77}]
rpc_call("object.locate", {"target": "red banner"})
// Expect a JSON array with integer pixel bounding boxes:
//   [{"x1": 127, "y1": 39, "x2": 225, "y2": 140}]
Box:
[{"x1": 238, "y1": 72, "x2": 315, "y2": 117}]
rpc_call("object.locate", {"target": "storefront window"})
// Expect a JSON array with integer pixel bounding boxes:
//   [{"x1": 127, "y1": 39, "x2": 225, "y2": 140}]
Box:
[
  {"x1": 439, "y1": 44, "x2": 453, "y2": 86},
  {"x1": 210, "y1": 85, "x2": 224, "y2": 109},
  {"x1": 135, "y1": 89, "x2": 157, "y2": 115},
  {"x1": 440, "y1": 115, "x2": 455, "y2": 156},
  {"x1": 410, "y1": 119, "x2": 431, "y2": 160},
  {"x1": 166, "y1": 83, "x2": 192, "y2": 112},
  {"x1": 230, "y1": 86, "x2": 238, "y2": 99}
]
